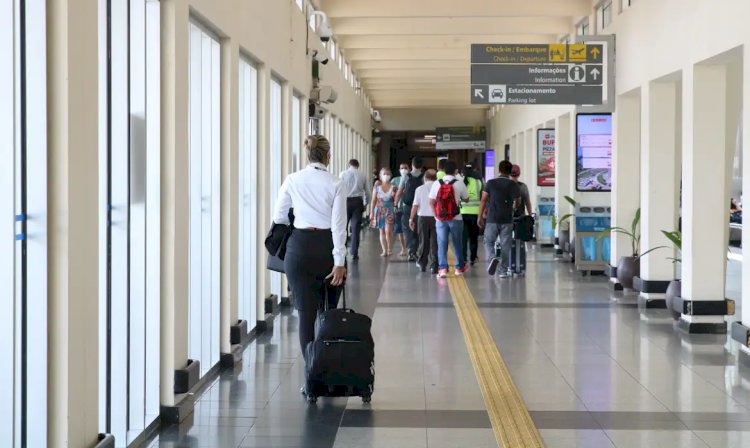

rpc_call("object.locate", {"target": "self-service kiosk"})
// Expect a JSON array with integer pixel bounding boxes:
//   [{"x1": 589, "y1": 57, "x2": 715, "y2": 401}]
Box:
[
  {"x1": 574, "y1": 205, "x2": 611, "y2": 274},
  {"x1": 537, "y1": 196, "x2": 555, "y2": 247}
]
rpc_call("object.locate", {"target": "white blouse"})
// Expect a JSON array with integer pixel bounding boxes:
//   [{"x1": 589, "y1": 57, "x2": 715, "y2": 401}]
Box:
[{"x1": 273, "y1": 162, "x2": 347, "y2": 266}]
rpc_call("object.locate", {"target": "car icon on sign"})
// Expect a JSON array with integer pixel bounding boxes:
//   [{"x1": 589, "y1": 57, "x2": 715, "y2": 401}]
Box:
[{"x1": 491, "y1": 89, "x2": 504, "y2": 99}]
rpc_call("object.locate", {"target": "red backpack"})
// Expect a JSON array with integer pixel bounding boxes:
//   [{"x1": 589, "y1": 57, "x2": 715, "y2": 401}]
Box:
[{"x1": 435, "y1": 179, "x2": 460, "y2": 221}]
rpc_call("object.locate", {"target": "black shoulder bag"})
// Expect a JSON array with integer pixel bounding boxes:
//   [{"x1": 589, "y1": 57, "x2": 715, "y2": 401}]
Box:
[{"x1": 265, "y1": 208, "x2": 295, "y2": 273}]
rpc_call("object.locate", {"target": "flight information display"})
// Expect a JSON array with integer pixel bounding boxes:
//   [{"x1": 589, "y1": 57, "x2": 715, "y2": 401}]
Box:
[{"x1": 576, "y1": 113, "x2": 612, "y2": 191}]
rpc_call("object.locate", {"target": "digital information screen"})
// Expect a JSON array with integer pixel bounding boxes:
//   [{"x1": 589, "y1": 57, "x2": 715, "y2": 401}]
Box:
[
  {"x1": 484, "y1": 149, "x2": 495, "y2": 180},
  {"x1": 537, "y1": 129, "x2": 555, "y2": 187},
  {"x1": 576, "y1": 113, "x2": 612, "y2": 191}
]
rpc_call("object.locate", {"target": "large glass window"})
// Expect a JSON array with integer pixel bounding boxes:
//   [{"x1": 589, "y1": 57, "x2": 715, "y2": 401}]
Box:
[
  {"x1": 188, "y1": 21, "x2": 221, "y2": 377},
  {"x1": 1, "y1": 1, "x2": 47, "y2": 446},
  {"x1": 98, "y1": 1, "x2": 161, "y2": 444},
  {"x1": 269, "y1": 78, "x2": 283, "y2": 302},
  {"x1": 238, "y1": 58, "x2": 258, "y2": 333},
  {"x1": 599, "y1": 1, "x2": 612, "y2": 30}
]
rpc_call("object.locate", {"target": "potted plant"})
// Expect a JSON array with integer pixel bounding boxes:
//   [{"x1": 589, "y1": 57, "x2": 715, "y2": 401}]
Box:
[
  {"x1": 597, "y1": 208, "x2": 665, "y2": 289},
  {"x1": 661, "y1": 230, "x2": 682, "y2": 320},
  {"x1": 553, "y1": 196, "x2": 577, "y2": 256}
]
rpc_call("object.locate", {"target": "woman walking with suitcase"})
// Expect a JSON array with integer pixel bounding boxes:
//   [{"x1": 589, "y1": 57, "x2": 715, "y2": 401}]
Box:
[{"x1": 272, "y1": 135, "x2": 347, "y2": 394}]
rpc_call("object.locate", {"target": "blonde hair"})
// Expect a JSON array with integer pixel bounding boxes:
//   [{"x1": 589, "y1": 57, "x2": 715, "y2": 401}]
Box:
[{"x1": 305, "y1": 135, "x2": 330, "y2": 164}]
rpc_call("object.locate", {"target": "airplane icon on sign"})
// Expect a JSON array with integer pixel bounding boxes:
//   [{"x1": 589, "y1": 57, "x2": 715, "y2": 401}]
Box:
[{"x1": 571, "y1": 47, "x2": 585, "y2": 56}]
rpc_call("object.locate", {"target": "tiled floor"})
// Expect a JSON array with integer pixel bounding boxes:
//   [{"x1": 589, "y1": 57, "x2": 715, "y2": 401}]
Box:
[{"x1": 147, "y1": 231, "x2": 748, "y2": 448}]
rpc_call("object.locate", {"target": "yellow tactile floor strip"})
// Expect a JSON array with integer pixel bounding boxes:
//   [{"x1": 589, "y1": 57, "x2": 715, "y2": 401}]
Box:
[{"x1": 445, "y1": 255, "x2": 543, "y2": 447}]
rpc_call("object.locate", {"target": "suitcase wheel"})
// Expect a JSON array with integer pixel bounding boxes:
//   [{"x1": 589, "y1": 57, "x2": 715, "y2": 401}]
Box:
[
  {"x1": 307, "y1": 395, "x2": 318, "y2": 404},
  {"x1": 362, "y1": 395, "x2": 372, "y2": 404}
]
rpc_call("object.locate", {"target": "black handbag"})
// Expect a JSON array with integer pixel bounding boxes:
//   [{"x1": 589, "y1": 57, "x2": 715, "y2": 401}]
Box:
[{"x1": 265, "y1": 209, "x2": 294, "y2": 273}]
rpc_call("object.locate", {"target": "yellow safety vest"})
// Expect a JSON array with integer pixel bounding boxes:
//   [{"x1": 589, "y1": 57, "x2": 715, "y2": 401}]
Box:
[{"x1": 461, "y1": 177, "x2": 483, "y2": 215}]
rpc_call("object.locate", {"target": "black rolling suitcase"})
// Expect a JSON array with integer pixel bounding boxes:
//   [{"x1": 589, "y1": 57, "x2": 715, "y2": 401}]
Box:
[
  {"x1": 304, "y1": 288, "x2": 375, "y2": 404},
  {"x1": 509, "y1": 216, "x2": 534, "y2": 275}
]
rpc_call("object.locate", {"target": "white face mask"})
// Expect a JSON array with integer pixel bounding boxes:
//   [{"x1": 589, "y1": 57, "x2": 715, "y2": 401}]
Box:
[
  {"x1": 380, "y1": 174, "x2": 391, "y2": 182},
  {"x1": 400, "y1": 169, "x2": 409, "y2": 177}
]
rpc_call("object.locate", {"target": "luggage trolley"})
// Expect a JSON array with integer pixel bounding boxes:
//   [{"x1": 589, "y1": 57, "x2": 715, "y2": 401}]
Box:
[{"x1": 574, "y1": 205, "x2": 611, "y2": 275}]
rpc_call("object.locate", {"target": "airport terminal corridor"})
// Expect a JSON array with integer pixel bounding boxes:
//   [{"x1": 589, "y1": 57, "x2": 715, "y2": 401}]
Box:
[
  {"x1": 145, "y1": 232, "x2": 747, "y2": 448},
  {"x1": 4, "y1": 1, "x2": 750, "y2": 447}
]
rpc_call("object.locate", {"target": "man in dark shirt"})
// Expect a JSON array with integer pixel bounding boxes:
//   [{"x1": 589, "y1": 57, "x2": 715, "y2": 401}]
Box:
[{"x1": 478, "y1": 160, "x2": 520, "y2": 278}]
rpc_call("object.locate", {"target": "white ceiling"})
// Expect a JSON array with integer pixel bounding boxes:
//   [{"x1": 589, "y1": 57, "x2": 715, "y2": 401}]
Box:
[{"x1": 316, "y1": 0, "x2": 589, "y2": 109}]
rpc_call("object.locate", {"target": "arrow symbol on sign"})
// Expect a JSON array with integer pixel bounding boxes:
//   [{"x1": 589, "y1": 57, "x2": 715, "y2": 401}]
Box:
[
  {"x1": 590, "y1": 47, "x2": 600, "y2": 59},
  {"x1": 474, "y1": 88, "x2": 484, "y2": 99},
  {"x1": 590, "y1": 67, "x2": 601, "y2": 80}
]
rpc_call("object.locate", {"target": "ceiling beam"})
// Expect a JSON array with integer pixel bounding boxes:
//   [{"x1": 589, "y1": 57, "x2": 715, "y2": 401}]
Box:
[
  {"x1": 319, "y1": 0, "x2": 591, "y2": 18},
  {"x1": 352, "y1": 60, "x2": 468, "y2": 70},
  {"x1": 331, "y1": 17, "x2": 573, "y2": 36},
  {"x1": 358, "y1": 68, "x2": 468, "y2": 79},
  {"x1": 337, "y1": 34, "x2": 557, "y2": 49},
  {"x1": 366, "y1": 82, "x2": 470, "y2": 91},
  {"x1": 346, "y1": 48, "x2": 469, "y2": 61}
]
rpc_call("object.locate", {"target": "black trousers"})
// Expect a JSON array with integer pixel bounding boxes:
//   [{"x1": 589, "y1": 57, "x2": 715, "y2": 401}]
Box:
[
  {"x1": 417, "y1": 216, "x2": 438, "y2": 271},
  {"x1": 284, "y1": 229, "x2": 340, "y2": 361},
  {"x1": 462, "y1": 214, "x2": 480, "y2": 262},
  {"x1": 346, "y1": 197, "x2": 365, "y2": 256},
  {"x1": 401, "y1": 205, "x2": 418, "y2": 256}
]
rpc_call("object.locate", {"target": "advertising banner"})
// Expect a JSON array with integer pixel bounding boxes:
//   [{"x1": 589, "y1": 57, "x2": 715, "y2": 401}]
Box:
[
  {"x1": 576, "y1": 114, "x2": 612, "y2": 191},
  {"x1": 537, "y1": 129, "x2": 555, "y2": 186}
]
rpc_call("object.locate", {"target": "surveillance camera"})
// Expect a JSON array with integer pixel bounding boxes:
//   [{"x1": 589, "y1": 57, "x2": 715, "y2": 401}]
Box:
[
  {"x1": 372, "y1": 110, "x2": 382, "y2": 123},
  {"x1": 309, "y1": 11, "x2": 333, "y2": 42},
  {"x1": 311, "y1": 49, "x2": 329, "y2": 65}
]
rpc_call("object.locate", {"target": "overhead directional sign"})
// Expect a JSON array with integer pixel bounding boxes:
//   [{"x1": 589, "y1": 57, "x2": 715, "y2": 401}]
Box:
[
  {"x1": 471, "y1": 85, "x2": 603, "y2": 105},
  {"x1": 471, "y1": 64, "x2": 602, "y2": 86},
  {"x1": 470, "y1": 43, "x2": 608, "y2": 105},
  {"x1": 471, "y1": 44, "x2": 604, "y2": 64},
  {"x1": 436, "y1": 126, "x2": 486, "y2": 150}
]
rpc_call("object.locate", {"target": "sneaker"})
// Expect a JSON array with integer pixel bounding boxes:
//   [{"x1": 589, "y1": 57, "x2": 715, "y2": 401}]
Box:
[
  {"x1": 352, "y1": 254, "x2": 359, "y2": 261},
  {"x1": 455, "y1": 265, "x2": 469, "y2": 275},
  {"x1": 436, "y1": 269, "x2": 448, "y2": 279},
  {"x1": 408, "y1": 254, "x2": 417, "y2": 262},
  {"x1": 498, "y1": 271, "x2": 511, "y2": 279},
  {"x1": 470, "y1": 258, "x2": 477, "y2": 266},
  {"x1": 419, "y1": 265, "x2": 427, "y2": 273},
  {"x1": 430, "y1": 267, "x2": 439, "y2": 275},
  {"x1": 487, "y1": 258, "x2": 499, "y2": 276}
]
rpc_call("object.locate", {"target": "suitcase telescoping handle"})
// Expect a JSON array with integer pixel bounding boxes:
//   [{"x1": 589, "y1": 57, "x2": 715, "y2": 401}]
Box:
[{"x1": 325, "y1": 282, "x2": 347, "y2": 311}]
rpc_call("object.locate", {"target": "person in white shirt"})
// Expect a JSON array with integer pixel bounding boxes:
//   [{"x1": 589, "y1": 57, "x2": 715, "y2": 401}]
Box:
[
  {"x1": 339, "y1": 159, "x2": 370, "y2": 260},
  {"x1": 429, "y1": 160, "x2": 470, "y2": 278},
  {"x1": 409, "y1": 169, "x2": 438, "y2": 273},
  {"x1": 273, "y1": 135, "x2": 346, "y2": 389}
]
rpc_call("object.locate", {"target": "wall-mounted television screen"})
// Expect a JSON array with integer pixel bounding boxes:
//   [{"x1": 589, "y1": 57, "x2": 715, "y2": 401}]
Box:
[{"x1": 576, "y1": 113, "x2": 612, "y2": 191}]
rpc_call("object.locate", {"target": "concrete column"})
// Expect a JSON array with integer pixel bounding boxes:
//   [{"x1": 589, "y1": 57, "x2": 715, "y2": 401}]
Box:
[
  {"x1": 641, "y1": 80, "x2": 679, "y2": 286},
  {"x1": 680, "y1": 63, "x2": 730, "y2": 330},
  {"x1": 554, "y1": 113, "x2": 572, "y2": 242},
  {"x1": 611, "y1": 92, "x2": 641, "y2": 267},
  {"x1": 280, "y1": 83, "x2": 292, "y2": 302},
  {"x1": 510, "y1": 134, "x2": 518, "y2": 162},
  {"x1": 567, "y1": 112, "x2": 578, "y2": 236},
  {"x1": 526, "y1": 128, "x2": 538, "y2": 205},
  {"x1": 159, "y1": 0, "x2": 190, "y2": 405},
  {"x1": 256, "y1": 66, "x2": 270, "y2": 318},
  {"x1": 220, "y1": 39, "x2": 239, "y2": 354},
  {"x1": 47, "y1": 0, "x2": 100, "y2": 445}
]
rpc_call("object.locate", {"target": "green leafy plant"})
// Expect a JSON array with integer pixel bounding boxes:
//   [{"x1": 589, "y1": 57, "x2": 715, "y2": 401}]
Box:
[
  {"x1": 597, "y1": 208, "x2": 666, "y2": 258},
  {"x1": 660, "y1": 230, "x2": 682, "y2": 263},
  {"x1": 553, "y1": 195, "x2": 577, "y2": 230}
]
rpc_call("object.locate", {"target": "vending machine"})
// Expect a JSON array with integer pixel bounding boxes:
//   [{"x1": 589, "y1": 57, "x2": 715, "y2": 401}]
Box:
[{"x1": 574, "y1": 205, "x2": 611, "y2": 274}]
